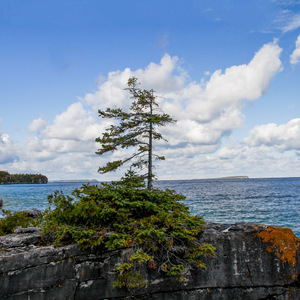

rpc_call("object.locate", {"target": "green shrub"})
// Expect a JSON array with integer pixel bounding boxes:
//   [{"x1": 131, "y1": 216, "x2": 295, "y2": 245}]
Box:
[
  {"x1": 42, "y1": 181, "x2": 215, "y2": 289},
  {"x1": 0, "y1": 209, "x2": 42, "y2": 236}
]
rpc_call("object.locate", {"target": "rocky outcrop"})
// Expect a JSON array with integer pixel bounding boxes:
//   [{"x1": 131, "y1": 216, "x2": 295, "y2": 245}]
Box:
[
  {"x1": 24, "y1": 209, "x2": 42, "y2": 218},
  {"x1": 0, "y1": 223, "x2": 299, "y2": 299}
]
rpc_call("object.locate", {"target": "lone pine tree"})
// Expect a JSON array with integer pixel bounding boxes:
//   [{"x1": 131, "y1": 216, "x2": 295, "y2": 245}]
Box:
[
  {"x1": 96, "y1": 77, "x2": 176, "y2": 190},
  {"x1": 34, "y1": 78, "x2": 214, "y2": 290}
]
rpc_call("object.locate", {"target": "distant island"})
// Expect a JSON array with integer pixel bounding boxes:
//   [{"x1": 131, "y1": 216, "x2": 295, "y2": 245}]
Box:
[
  {"x1": 49, "y1": 179, "x2": 99, "y2": 183},
  {"x1": 218, "y1": 176, "x2": 249, "y2": 179},
  {"x1": 200, "y1": 176, "x2": 249, "y2": 180},
  {"x1": 0, "y1": 171, "x2": 48, "y2": 184}
]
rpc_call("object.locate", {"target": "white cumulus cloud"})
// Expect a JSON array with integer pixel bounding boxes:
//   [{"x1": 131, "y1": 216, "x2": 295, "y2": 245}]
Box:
[
  {"x1": 290, "y1": 34, "x2": 300, "y2": 64},
  {"x1": 0, "y1": 133, "x2": 19, "y2": 164},
  {"x1": 84, "y1": 54, "x2": 186, "y2": 112},
  {"x1": 83, "y1": 41, "x2": 283, "y2": 156},
  {"x1": 245, "y1": 118, "x2": 300, "y2": 151},
  {"x1": 42, "y1": 102, "x2": 103, "y2": 141},
  {"x1": 28, "y1": 118, "x2": 49, "y2": 133},
  {"x1": 158, "y1": 41, "x2": 282, "y2": 148},
  {"x1": 24, "y1": 102, "x2": 108, "y2": 162}
]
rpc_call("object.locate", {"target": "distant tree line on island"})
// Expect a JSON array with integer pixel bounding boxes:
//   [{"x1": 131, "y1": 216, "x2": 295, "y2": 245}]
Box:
[{"x1": 0, "y1": 171, "x2": 48, "y2": 184}]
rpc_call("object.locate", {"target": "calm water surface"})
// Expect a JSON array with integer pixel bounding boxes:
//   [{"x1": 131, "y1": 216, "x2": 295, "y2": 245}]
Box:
[{"x1": 0, "y1": 178, "x2": 299, "y2": 237}]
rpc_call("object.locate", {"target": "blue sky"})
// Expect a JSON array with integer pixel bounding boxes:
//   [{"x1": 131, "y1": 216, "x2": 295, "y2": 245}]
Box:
[{"x1": 1, "y1": 0, "x2": 300, "y2": 180}]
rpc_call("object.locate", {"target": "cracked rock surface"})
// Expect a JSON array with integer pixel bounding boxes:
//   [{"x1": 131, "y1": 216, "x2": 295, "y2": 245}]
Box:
[{"x1": 0, "y1": 223, "x2": 299, "y2": 299}]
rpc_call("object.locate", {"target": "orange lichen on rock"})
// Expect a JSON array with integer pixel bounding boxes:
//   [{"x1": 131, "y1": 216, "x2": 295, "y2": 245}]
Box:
[{"x1": 254, "y1": 226, "x2": 300, "y2": 267}]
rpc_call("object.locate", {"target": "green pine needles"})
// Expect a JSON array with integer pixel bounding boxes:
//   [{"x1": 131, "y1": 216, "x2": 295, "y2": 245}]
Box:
[{"x1": 42, "y1": 177, "x2": 215, "y2": 289}]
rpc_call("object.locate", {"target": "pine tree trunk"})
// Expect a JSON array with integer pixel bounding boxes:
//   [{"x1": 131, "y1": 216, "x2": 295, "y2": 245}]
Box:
[{"x1": 147, "y1": 99, "x2": 153, "y2": 190}]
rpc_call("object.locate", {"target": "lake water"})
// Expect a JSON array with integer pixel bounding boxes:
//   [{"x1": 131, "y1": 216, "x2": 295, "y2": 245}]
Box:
[{"x1": 0, "y1": 177, "x2": 299, "y2": 237}]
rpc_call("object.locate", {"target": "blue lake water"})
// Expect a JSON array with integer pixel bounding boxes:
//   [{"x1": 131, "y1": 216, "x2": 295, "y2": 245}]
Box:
[{"x1": 0, "y1": 177, "x2": 299, "y2": 237}]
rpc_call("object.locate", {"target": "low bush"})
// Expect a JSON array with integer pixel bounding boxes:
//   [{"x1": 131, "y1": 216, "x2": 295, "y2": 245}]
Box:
[
  {"x1": 42, "y1": 180, "x2": 215, "y2": 289},
  {"x1": 0, "y1": 209, "x2": 42, "y2": 236}
]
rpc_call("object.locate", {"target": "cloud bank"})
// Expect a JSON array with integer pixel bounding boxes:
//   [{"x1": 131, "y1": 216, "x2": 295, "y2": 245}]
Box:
[{"x1": 3, "y1": 40, "x2": 299, "y2": 180}]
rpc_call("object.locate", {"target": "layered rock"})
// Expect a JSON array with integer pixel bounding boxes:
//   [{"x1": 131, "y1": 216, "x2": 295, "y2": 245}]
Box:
[{"x1": 0, "y1": 223, "x2": 299, "y2": 299}]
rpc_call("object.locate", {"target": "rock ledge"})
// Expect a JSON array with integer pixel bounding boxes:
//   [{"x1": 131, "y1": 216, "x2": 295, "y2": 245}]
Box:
[{"x1": 0, "y1": 223, "x2": 299, "y2": 299}]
